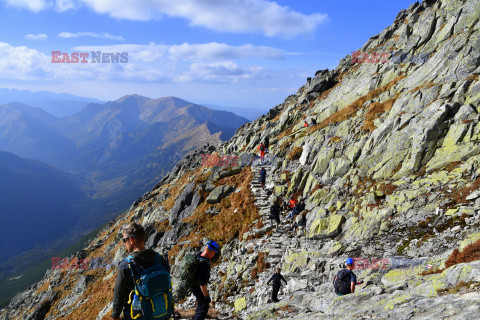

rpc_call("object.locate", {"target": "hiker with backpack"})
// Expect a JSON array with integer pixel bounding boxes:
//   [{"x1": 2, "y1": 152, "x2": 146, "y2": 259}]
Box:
[
  {"x1": 269, "y1": 198, "x2": 282, "y2": 226},
  {"x1": 259, "y1": 167, "x2": 267, "y2": 189},
  {"x1": 333, "y1": 258, "x2": 362, "y2": 296},
  {"x1": 264, "y1": 137, "x2": 270, "y2": 153},
  {"x1": 112, "y1": 223, "x2": 173, "y2": 320},
  {"x1": 258, "y1": 142, "x2": 266, "y2": 162},
  {"x1": 267, "y1": 268, "x2": 287, "y2": 302},
  {"x1": 187, "y1": 240, "x2": 221, "y2": 320}
]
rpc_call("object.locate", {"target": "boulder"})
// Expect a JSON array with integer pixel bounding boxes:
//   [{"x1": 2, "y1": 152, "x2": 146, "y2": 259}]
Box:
[
  {"x1": 234, "y1": 297, "x2": 247, "y2": 312},
  {"x1": 206, "y1": 185, "x2": 234, "y2": 204},
  {"x1": 308, "y1": 215, "x2": 346, "y2": 239},
  {"x1": 286, "y1": 279, "x2": 308, "y2": 293},
  {"x1": 169, "y1": 183, "x2": 201, "y2": 225}
]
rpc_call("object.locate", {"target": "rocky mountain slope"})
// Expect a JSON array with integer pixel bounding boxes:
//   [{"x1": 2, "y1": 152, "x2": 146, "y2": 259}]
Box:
[{"x1": 3, "y1": 0, "x2": 480, "y2": 319}]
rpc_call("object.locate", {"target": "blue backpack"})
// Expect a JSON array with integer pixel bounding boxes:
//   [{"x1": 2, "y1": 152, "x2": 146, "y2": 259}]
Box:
[{"x1": 126, "y1": 254, "x2": 174, "y2": 320}]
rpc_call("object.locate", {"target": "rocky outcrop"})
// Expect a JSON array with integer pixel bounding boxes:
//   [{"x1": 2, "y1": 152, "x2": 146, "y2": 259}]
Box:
[{"x1": 206, "y1": 185, "x2": 235, "y2": 204}]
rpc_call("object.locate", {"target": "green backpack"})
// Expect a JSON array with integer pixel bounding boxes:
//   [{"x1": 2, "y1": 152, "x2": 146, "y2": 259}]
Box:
[{"x1": 172, "y1": 252, "x2": 209, "y2": 301}]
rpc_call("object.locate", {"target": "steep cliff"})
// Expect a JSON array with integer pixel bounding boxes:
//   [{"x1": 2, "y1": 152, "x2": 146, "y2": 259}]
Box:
[{"x1": 3, "y1": 0, "x2": 480, "y2": 319}]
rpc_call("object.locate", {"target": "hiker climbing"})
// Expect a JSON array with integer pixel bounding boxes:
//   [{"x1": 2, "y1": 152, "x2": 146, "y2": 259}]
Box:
[
  {"x1": 258, "y1": 142, "x2": 266, "y2": 162},
  {"x1": 304, "y1": 120, "x2": 309, "y2": 127},
  {"x1": 264, "y1": 136, "x2": 270, "y2": 153},
  {"x1": 267, "y1": 268, "x2": 287, "y2": 302},
  {"x1": 112, "y1": 223, "x2": 173, "y2": 320},
  {"x1": 333, "y1": 258, "x2": 361, "y2": 296},
  {"x1": 259, "y1": 167, "x2": 267, "y2": 189},
  {"x1": 269, "y1": 198, "x2": 282, "y2": 226},
  {"x1": 189, "y1": 240, "x2": 220, "y2": 320}
]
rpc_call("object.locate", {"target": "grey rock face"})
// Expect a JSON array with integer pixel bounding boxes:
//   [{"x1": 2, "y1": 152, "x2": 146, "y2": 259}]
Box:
[
  {"x1": 206, "y1": 185, "x2": 234, "y2": 204},
  {"x1": 169, "y1": 182, "x2": 200, "y2": 225}
]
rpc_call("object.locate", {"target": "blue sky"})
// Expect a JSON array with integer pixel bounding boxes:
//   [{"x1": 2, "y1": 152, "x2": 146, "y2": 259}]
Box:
[{"x1": 0, "y1": 0, "x2": 415, "y2": 111}]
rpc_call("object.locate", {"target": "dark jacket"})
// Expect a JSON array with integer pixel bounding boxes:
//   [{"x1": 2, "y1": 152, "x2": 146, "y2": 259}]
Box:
[
  {"x1": 269, "y1": 203, "x2": 281, "y2": 222},
  {"x1": 267, "y1": 273, "x2": 287, "y2": 288},
  {"x1": 193, "y1": 253, "x2": 211, "y2": 288},
  {"x1": 260, "y1": 168, "x2": 267, "y2": 183},
  {"x1": 112, "y1": 249, "x2": 169, "y2": 318}
]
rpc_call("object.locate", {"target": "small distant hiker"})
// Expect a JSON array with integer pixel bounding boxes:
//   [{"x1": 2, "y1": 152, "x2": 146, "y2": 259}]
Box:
[
  {"x1": 311, "y1": 118, "x2": 317, "y2": 125},
  {"x1": 304, "y1": 120, "x2": 309, "y2": 127},
  {"x1": 333, "y1": 258, "x2": 359, "y2": 296},
  {"x1": 190, "y1": 240, "x2": 221, "y2": 320},
  {"x1": 267, "y1": 268, "x2": 287, "y2": 302},
  {"x1": 264, "y1": 137, "x2": 270, "y2": 153},
  {"x1": 112, "y1": 223, "x2": 172, "y2": 320},
  {"x1": 259, "y1": 167, "x2": 267, "y2": 189},
  {"x1": 269, "y1": 198, "x2": 282, "y2": 226},
  {"x1": 258, "y1": 142, "x2": 266, "y2": 162}
]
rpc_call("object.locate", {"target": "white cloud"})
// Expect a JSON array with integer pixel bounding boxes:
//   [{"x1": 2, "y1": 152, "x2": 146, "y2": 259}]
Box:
[
  {"x1": 58, "y1": 32, "x2": 125, "y2": 41},
  {"x1": 2, "y1": 0, "x2": 327, "y2": 37},
  {"x1": 25, "y1": 33, "x2": 48, "y2": 40},
  {"x1": 176, "y1": 61, "x2": 270, "y2": 83},
  {"x1": 79, "y1": 0, "x2": 327, "y2": 37},
  {"x1": 0, "y1": 41, "x2": 277, "y2": 84},
  {"x1": 1, "y1": 0, "x2": 46, "y2": 12},
  {"x1": 168, "y1": 43, "x2": 284, "y2": 61},
  {"x1": 0, "y1": 42, "x2": 52, "y2": 80},
  {"x1": 55, "y1": 0, "x2": 78, "y2": 11},
  {"x1": 73, "y1": 42, "x2": 284, "y2": 62}
]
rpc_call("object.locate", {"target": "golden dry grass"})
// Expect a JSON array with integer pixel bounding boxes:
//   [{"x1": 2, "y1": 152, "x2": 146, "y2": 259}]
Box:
[
  {"x1": 329, "y1": 136, "x2": 342, "y2": 144},
  {"x1": 56, "y1": 271, "x2": 115, "y2": 320},
  {"x1": 172, "y1": 167, "x2": 259, "y2": 261},
  {"x1": 287, "y1": 147, "x2": 303, "y2": 160},
  {"x1": 362, "y1": 92, "x2": 401, "y2": 132},
  {"x1": 250, "y1": 252, "x2": 270, "y2": 280}
]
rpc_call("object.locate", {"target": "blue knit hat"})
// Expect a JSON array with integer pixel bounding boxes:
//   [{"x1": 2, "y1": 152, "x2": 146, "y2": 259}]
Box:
[{"x1": 207, "y1": 240, "x2": 220, "y2": 253}]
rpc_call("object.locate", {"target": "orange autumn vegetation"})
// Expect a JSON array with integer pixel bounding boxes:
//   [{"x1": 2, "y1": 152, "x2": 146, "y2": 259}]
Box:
[
  {"x1": 171, "y1": 167, "x2": 259, "y2": 261},
  {"x1": 421, "y1": 238, "x2": 480, "y2": 276},
  {"x1": 57, "y1": 271, "x2": 116, "y2": 320},
  {"x1": 362, "y1": 92, "x2": 402, "y2": 132},
  {"x1": 287, "y1": 147, "x2": 303, "y2": 160},
  {"x1": 445, "y1": 238, "x2": 480, "y2": 269},
  {"x1": 250, "y1": 252, "x2": 270, "y2": 280}
]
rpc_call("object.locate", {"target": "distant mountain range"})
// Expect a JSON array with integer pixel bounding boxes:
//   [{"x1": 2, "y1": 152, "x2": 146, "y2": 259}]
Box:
[
  {"x1": 0, "y1": 88, "x2": 103, "y2": 118},
  {"x1": 0, "y1": 94, "x2": 248, "y2": 275}
]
